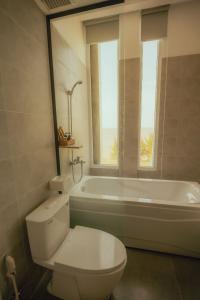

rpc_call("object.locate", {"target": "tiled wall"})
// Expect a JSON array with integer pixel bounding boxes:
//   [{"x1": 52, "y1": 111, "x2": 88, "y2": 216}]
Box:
[
  {"x1": 158, "y1": 54, "x2": 200, "y2": 181},
  {"x1": 118, "y1": 54, "x2": 200, "y2": 182},
  {"x1": 0, "y1": 1, "x2": 57, "y2": 298},
  {"x1": 119, "y1": 58, "x2": 140, "y2": 177},
  {"x1": 96, "y1": 53, "x2": 200, "y2": 181},
  {"x1": 51, "y1": 25, "x2": 90, "y2": 178}
]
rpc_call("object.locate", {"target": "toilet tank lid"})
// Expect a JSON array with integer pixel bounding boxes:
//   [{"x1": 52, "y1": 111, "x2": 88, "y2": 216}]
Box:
[{"x1": 26, "y1": 194, "x2": 69, "y2": 223}]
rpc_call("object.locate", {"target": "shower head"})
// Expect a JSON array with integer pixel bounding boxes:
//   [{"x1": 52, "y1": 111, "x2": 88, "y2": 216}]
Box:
[{"x1": 67, "y1": 80, "x2": 83, "y2": 95}]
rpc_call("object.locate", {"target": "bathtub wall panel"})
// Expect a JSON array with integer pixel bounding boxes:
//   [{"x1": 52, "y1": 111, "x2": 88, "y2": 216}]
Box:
[{"x1": 70, "y1": 197, "x2": 200, "y2": 258}]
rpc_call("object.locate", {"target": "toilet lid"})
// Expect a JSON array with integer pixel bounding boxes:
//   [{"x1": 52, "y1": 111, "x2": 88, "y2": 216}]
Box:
[{"x1": 54, "y1": 226, "x2": 127, "y2": 275}]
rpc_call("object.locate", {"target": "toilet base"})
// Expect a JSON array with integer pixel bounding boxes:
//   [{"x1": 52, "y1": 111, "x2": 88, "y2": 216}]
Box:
[
  {"x1": 47, "y1": 260, "x2": 126, "y2": 300},
  {"x1": 47, "y1": 282, "x2": 111, "y2": 300}
]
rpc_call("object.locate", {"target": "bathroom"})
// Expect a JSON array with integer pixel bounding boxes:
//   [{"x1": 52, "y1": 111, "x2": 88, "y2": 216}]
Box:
[{"x1": 0, "y1": 0, "x2": 200, "y2": 299}]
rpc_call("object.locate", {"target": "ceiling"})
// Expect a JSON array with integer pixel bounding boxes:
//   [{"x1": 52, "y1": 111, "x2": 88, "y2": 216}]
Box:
[
  {"x1": 34, "y1": 0, "x2": 123, "y2": 15},
  {"x1": 35, "y1": 0, "x2": 192, "y2": 16}
]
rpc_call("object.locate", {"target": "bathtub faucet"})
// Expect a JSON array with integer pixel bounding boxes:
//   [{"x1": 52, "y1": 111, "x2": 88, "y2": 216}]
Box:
[{"x1": 70, "y1": 156, "x2": 85, "y2": 166}]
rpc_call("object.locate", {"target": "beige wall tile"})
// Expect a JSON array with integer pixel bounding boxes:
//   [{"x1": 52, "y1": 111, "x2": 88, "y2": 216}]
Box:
[
  {"x1": 147, "y1": 54, "x2": 200, "y2": 182},
  {"x1": 5, "y1": 112, "x2": 30, "y2": 158},
  {"x1": 0, "y1": 112, "x2": 10, "y2": 160},
  {"x1": 0, "y1": 183, "x2": 16, "y2": 212},
  {"x1": 180, "y1": 54, "x2": 200, "y2": 80},
  {"x1": 0, "y1": 71, "x2": 5, "y2": 110},
  {"x1": 0, "y1": 1, "x2": 57, "y2": 298},
  {"x1": 0, "y1": 0, "x2": 46, "y2": 44},
  {"x1": 90, "y1": 167, "x2": 119, "y2": 177},
  {"x1": 119, "y1": 58, "x2": 140, "y2": 178},
  {"x1": 166, "y1": 56, "x2": 181, "y2": 80}
]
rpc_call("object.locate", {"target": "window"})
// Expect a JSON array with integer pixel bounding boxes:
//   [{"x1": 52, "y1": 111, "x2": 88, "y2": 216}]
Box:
[
  {"x1": 90, "y1": 40, "x2": 119, "y2": 166},
  {"x1": 99, "y1": 40, "x2": 118, "y2": 165},
  {"x1": 139, "y1": 40, "x2": 160, "y2": 168}
]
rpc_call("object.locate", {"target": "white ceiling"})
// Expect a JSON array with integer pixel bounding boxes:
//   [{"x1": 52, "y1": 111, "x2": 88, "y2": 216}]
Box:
[
  {"x1": 35, "y1": 0, "x2": 120, "y2": 15},
  {"x1": 53, "y1": 0, "x2": 192, "y2": 22},
  {"x1": 35, "y1": 0, "x2": 192, "y2": 15}
]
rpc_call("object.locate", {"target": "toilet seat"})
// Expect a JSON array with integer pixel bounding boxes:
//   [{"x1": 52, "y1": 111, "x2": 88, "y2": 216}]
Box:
[
  {"x1": 38, "y1": 226, "x2": 126, "y2": 275},
  {"x1": 54, "y1": 226, "x2": 127, "y2": 275}
]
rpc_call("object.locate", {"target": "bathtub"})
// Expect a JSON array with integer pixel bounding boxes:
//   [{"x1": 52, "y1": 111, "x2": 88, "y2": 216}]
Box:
[{"x1": 70, "y1": 176, "x2": 200, "y2": 258}]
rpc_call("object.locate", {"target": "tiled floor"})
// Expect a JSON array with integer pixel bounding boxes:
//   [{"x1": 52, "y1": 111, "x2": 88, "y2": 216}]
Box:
[{"x1": 34, "y1": 247, "x2": 200, "y2": 300}]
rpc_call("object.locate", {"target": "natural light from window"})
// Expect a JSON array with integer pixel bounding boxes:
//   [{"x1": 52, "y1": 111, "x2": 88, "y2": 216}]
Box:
[
  {"x1": 139, "y1": 40, "x2": 159, "y2": 168},
  {"x1": 99, "y1": 40, "x2": 118, "y2": 165}
]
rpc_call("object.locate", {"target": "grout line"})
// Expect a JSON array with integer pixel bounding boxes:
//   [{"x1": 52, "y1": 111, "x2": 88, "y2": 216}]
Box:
[
  {"x1": 170, "y1": 256, "x2": 184, "y2": 300},
  {"x1": 0, "y1": 108, "x2": 52, "y2": 116},
  {"x1": 0, "y1": 7, "x2": 46, "y2": 47},
  {"x1": 0, "y1": 57, "x2": 49, "y2": 81},
  {"x1": 30, "y1": 270, "x2": 52, "y2": 300},
  {"x1": 0, "y1": 144, "x2": 55, "y2": 163}
]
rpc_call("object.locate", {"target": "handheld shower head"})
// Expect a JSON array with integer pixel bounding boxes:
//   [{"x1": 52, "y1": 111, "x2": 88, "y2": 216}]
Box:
[
  {"x1": 67, "y1": 80, "x2": 83, "y2": 95},
  {"x1": 66, "y1": 80, "x2": 83, "y2": 137}
]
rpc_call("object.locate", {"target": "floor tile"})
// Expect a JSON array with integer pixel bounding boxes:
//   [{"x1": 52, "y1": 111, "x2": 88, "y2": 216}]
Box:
[
  {"x1": 172, "y1": 255, "x2": 200, "y2": 300},
  {"x1": 112, "y1": 248, "x2": 181, "y2": 300},
  {"x1": 33, "y1": 247, "x2": 200, "y2": 300}
]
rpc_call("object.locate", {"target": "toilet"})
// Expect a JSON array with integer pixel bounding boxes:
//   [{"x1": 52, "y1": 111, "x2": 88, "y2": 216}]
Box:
[{"x1": 26, "y1": 194, "x2": 127, "y2": 300}]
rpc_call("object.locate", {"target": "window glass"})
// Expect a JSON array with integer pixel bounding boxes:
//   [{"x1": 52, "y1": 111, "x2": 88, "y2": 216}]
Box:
[
  {"x1": 139, "y1": 40, "x2": 159, "y2": 168},
  {"x1": 99, "y1": 40, "x2": 118, "y2": 165}
]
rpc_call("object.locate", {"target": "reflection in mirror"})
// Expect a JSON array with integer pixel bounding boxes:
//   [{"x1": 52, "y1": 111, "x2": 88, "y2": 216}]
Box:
[{"x1": 50, "y1": 0, "x2": 200, "y2": 182}]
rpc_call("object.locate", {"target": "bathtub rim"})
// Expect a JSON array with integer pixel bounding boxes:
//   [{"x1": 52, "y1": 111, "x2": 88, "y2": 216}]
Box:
[{"x1": 70, "y1": 176, "x2": 200, "y2": 210}]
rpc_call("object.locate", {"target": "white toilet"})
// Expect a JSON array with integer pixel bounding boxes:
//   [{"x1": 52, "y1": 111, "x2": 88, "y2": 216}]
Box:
[{"x1": 26, "y1": 194, "x2": 127, "y2": 300}]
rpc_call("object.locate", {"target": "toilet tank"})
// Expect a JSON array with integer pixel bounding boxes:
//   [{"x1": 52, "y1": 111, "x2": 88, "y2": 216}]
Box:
[{"x1": 26, "y1": 194, "x2": 69, "y2": 261}]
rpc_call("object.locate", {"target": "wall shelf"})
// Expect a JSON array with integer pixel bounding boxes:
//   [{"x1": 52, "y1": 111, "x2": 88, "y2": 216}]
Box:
[{"x1": 59, "y1": 145, "x2": 83, "y2": 149}]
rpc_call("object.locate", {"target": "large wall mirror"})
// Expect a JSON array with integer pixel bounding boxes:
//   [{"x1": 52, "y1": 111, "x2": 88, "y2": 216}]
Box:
[{"x1": 48, "y1": 0, "x2": 200, "y2": 183}]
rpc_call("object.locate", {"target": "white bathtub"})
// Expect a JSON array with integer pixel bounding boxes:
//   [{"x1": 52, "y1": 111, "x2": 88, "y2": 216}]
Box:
[{"x1": 70, "y1": 176, "x2": 200, "y2": 258}]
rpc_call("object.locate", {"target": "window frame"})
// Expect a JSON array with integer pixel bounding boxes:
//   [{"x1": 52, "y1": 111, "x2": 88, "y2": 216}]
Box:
[{"x1": 137, "y1": 39, "x2": 162, "y2": 171}]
